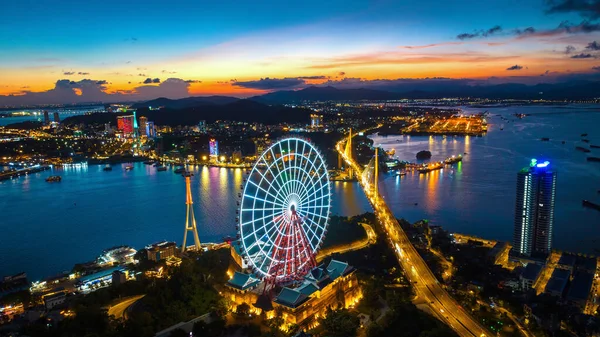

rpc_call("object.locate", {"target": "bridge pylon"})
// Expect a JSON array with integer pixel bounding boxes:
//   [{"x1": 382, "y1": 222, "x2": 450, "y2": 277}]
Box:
[{"x1": 182, "y1": 173, "x2": 201, "y2": 252}]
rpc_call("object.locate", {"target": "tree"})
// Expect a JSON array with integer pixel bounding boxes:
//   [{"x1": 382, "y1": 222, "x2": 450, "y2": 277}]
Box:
[
  {"x1": 319, "y1": 308, "x2": 360, "y2": 337},
  {"x1": 237, "y1": 303, "x2": 251, "y2": 317}
]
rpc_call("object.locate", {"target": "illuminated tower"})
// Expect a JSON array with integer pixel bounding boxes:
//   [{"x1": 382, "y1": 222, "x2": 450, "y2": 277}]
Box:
[
  {"x1": 513, "y1": 159, "x2": 556, "y2": 257},
  {"x1": 133, "y1": 110, "x2": 139, "y2": 138},
  {"x1": 182, "y1": 173, "x2": 201, "y2": 252}
]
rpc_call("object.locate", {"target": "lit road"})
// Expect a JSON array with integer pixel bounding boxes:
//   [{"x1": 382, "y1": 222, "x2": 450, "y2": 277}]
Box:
[
  {"x1": 316, "y1": 222, "x2": 377, "y2": 262},
  {"x1": 107, "y1": 294, "x2": 145, "y2": 319},
  {"x1": 336, "y1": 132, "x2": 491, "y2": 337}
]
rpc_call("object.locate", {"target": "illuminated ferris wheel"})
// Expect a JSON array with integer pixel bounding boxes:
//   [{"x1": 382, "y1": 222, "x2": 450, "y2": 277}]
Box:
[{"x1": 238, "y1": 138, "x2": 331, "y2": 284}]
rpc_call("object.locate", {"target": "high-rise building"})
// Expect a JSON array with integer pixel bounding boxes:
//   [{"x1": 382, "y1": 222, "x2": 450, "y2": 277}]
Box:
[
  {"x1": 138, "y1": 116, "x2": 148, "y2": 136},
  {"x1": 117, "y1": 115, "x2": 135, "y2": 136},
  {"x1": 310, "y1": 114, "x2": 323, "y2": 128},
  {"x1": 43, "y1": 111, "x2": 50, "y2": 125},
  {"x1": 513, "y1": 159, "x2": 557, "y2": 257},
  {"x1": 198, "y1": 120, "x2": 207, "y2": 134},
  {"x1": 209, "y1": 139, "x2": 219, "y2": 159},
  {"x1": 53, "y1": 112, "x2": 60, "y2": 123},
  {"x1": 146, "y1": 121, "x2": 156, "y2": 138}
]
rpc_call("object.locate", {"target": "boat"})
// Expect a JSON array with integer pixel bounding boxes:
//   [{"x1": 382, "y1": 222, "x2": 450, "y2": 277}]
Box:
[
  {"x1": 182, "y1": 171, "x2": 194, "y2": 177},
  {"x1": 143, "y1": 160, "x2": 154, "y2": 165},
  {"x1": 45, "y1": 175, "x2": 61, "y2": 182},
  {"x1": 157, "y1": 166, "x2": 167, "y2": 171},
  {"x1": 103, "y1": 165, "x2": 112, "y2": 171},
  {"x1": 540, "y1": 137, "x2": 550, "y2": 141},
  {"x1": 581, "y1": 133, "x2": 588, "y2": 137},
  {"x1": 582, "y1": 139, "x2": 590, "y2": 143},
  {"x1": 587, "y1": 157, "x2": 600, "y2": 162},
  {"x1": 582, "y1": 200, "x2": 600, "y2": 211},
  {"x1": 396, "y1": 171, "x2": 406, "y2": 176},
  {"x1": 576, "y1": 146, "x2": 591, "y2": 153},
  {"x1": 174, "y1": 167, "x2": 185, "y2": 174},
  {"x1": 562, "y1": 141, "x2": 566, "y2": 144},
  {"x1": 444, "y1": 154, "x2": 463, "y2": 164},
  {"x1": 591, "y1": 144, "x2": 600, "y2": 149},
  {"x1": 125, "y1": 166, "x2": 134, "y2": 171},
  {"x1": 418, "y1": 162, "x2": 443, "y2": 174}
]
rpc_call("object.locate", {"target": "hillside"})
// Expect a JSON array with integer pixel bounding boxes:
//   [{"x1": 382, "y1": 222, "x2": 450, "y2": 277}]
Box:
[{"x1": 63, "y1": 99, "x2": 311, "y2": 126}]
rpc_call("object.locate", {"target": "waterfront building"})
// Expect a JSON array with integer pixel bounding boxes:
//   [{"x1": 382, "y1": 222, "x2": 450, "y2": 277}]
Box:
[
  {"x1": 138, "y1": 116, "x2": 148, "y2": 136},
  {"x1": 116, "y1": 115, "x2": 135, "y2": 137},
  {"x1": 146, "y1": 241, "x2": 176, "y2": 262},
  {"x1": 112, "y1": 270, "x2": 127, "y2": 286},
  {"x1": 43, "y1": 111, "x2": 50, "y2": 125},
  {"x1": 566, "y1": 271, "x2": 594, "y2": 309},
  {"x1": 209, "y1": 138, "x2": 219, "y2": 161},
  {"x1": 43, "y1": 292, "x2": 66, "y2": 310},
  {"x1": 512, "y1": 159, "x2": 557, "y2": 257},
  {"x1": 53, "y1": 112, "x2": 60, "y2": 123}
]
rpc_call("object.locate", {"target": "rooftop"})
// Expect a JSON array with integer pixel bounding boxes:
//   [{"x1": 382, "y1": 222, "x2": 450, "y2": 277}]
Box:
[
  {"x1": 227, "y1": 272, "x2": 260, "y2": 291},
  {"x1": 567, "y1": 272, "x2": 594, "y2": 301},
  {"x1": 558, "y1": 254, "x2": 577, "y2": 268},
  {"x1": 545, "y1": 268, "x2": 571, "y2": 295},
  {"x1": 274, "y1": 287, "x2": 308, "y2": 308},
  {"x1": 522, "y1": 263, "x2": 543, "y2": 281}
]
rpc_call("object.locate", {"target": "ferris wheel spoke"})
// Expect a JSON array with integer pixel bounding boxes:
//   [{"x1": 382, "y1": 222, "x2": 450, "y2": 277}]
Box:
[
  {"x1": 300, "y1": 180, "x2": 329, "y2": 206},
  {"x1": 241, "y1": 191, "x2": 284, "y2": 208},
  {"x1": 296, "y1": 216, "x2": 320, "y2": 251},
  {"x1": 256, "y1": 214, "x2": 286, "y2": 275},
  {"x1": 246, "y1": 178, "x2": 286, "y2": 207},
  {"x1": 252, "y1": 165, "x2": 288, "y2": 205},
  {"x1": 264, "y1": 149, "x2": 291, "y2": 198}
]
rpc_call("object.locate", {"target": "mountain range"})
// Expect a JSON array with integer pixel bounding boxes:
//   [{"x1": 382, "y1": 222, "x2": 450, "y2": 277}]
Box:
[{"x1": 129, "y1": 81, "x2": 600, "y2": 110}]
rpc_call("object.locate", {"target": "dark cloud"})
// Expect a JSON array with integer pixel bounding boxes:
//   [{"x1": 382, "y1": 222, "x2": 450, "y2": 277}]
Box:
[
  {"x1": 125, "y1": 37, "x2": 139, "y2": 43},
  {"x1": 78, "y1": 72, "x2": 90, "y2": 75},
  {"x1": 592, "y1": 66, "x2": 600, "y2": 70},
  {"x1": 143, "y1": 78, "x2": 162, "y2": 84},
  {"x1": 565, "y1": 45, "x2": 577, "y2": 54},
  {"x1": 185, "y1": 79, "x2": 201, "y2": 83},
  {"x1": 162, "y1": 70, "x2": 177, "y2": 74},
  {"x1": 232, "y1": 77, "x2": 305, "y2": 90},
  {"x1": 586, "y1": 41, "x2": 600, "y2": 50},
  {"x1": 63, "y1": 71, "x2": 75, "y2": 75},
  {"x1": 297, "y1": 75, "x2": 328, "y2": 79},
  {"x1": 545, "y1": 0, "x2": 600, "y2": 19},
  {"x1": 125, "y1": 61, "x2": 132, "y2": 64},
  {"x1": 540, "y1": 70, "x2": 551, "y2": 76},
  {"x1": 506, "y1": 64, "x2": 524, "y2": 70},
  {"x1": 571, "y1": 53, "x2": 595, "y2": 58},
  {"x1": 457, "y1": 25, "x2": 502, "y2": 40},
  {"x1": 514, "y1": 27, "x2": 536, "y2": 35},
  {"x1": 138, "y1": 73, "x2": 147, "y2": 77},
  {"x1": 339, "y1": 72, "x2": 346, "y2": 76},
  {"x1": 0, "y1": 78, "x2": 193, "y2": 105}
]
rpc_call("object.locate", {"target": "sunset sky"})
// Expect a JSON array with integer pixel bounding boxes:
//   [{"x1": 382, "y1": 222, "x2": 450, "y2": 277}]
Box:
[{"x1": 1, "y1": 0, "x2": 600, "y2": 105}]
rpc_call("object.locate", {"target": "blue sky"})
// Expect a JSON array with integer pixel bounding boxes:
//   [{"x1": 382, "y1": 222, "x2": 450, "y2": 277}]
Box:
[{"x1": 1, "y1": 0, "x2": 599, "y2": 104}]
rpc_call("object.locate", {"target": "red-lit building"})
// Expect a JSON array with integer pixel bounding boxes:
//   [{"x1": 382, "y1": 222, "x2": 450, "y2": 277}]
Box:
[{"x1": 117, "y1": 115, "x2": 135, "y2": 136}]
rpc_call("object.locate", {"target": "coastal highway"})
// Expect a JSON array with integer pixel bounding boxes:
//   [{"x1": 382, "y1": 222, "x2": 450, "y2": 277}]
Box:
[{"x1": 336, "y1": 135, "x2": 491, "y2": 337}]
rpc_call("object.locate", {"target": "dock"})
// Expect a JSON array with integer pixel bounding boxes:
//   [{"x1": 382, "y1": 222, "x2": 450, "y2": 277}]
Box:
[{"x1": 0, "y1": 165, "x2": 51, "y2": 181}]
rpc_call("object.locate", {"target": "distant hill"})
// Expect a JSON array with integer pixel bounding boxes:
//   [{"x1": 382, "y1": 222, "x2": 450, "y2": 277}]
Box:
[
  {"x1": 252, "y1": 86, "x2": 401, "y2": 103},
  {"x1": 130, "y1": 95, "x2": 239, "y2": 109},
  {"x1": 252, "y1": 81, "x2": 600, "y2": 103},
  {"x1": 64, "y1": 99, "x2": 311, "y2": 126}
]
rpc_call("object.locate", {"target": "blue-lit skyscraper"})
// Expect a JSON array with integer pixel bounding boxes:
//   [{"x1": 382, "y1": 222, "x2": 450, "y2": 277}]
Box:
[{"x1": 513, "y1": 159, "x2": 557, "y2": 257}]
